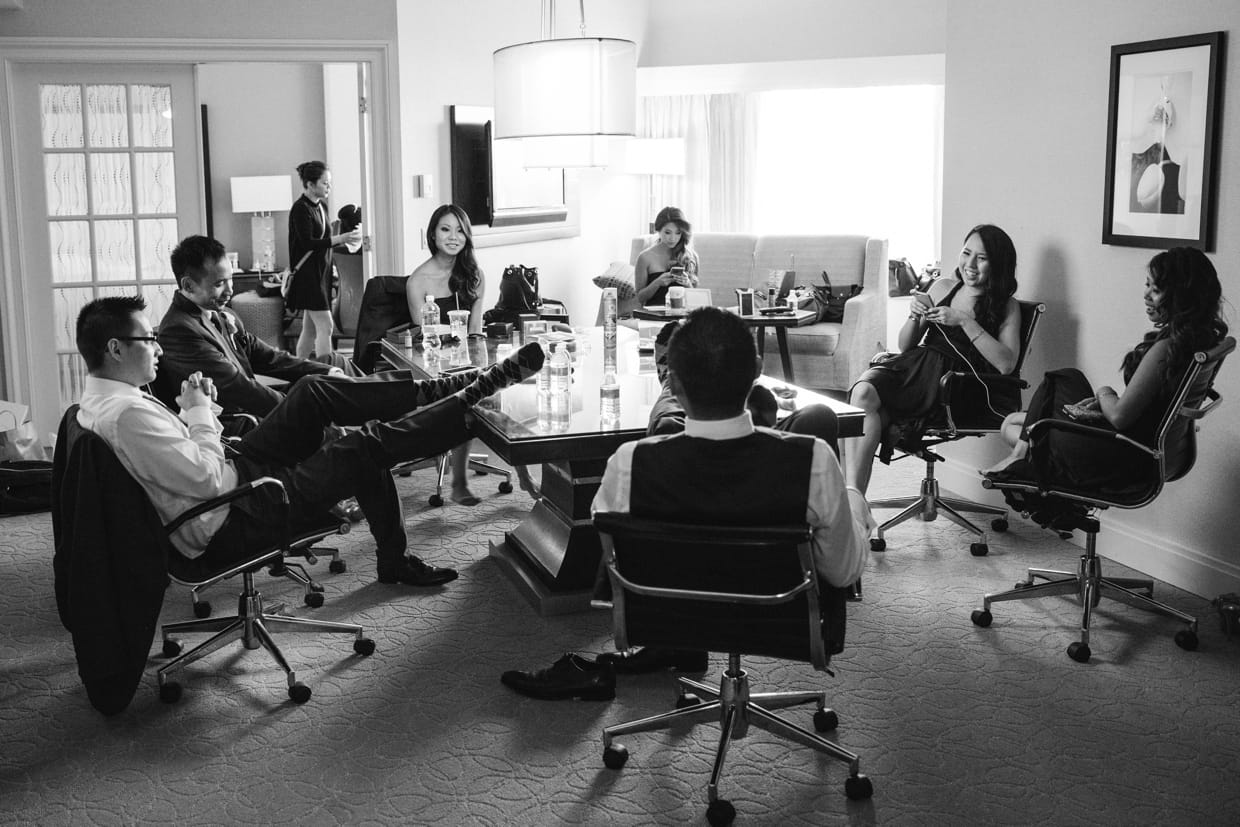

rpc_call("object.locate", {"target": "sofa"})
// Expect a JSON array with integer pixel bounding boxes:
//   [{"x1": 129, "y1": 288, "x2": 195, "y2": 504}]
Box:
[{"x1": 594, "y1": 233, "x2": 889, "y2": 392}]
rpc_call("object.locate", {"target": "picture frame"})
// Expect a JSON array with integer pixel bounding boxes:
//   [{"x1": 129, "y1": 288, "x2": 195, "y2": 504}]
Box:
[{"x1": 1102, "y1": 32, "x2": 1225, "y2": 250}]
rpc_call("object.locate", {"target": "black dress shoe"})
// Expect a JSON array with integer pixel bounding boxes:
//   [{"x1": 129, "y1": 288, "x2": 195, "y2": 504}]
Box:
[
  {"x1": 596, "y1": 647, "x2": 708, "y2": 675},
  {"x1": 331, "y1": 498, "x2": 364, "y2": 523},
  {"x1": 377, "y1": 556, "x2": 458, "y2": 587},
  {"x1": 500, "y1": 653, "x2": 616, "y2": 701}
]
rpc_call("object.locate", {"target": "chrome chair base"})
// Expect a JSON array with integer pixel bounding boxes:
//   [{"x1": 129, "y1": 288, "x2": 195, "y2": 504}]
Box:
[
  {"x1": 870, "y1": 452, "x2": 1005, "y2": 555},
  {"x1": 972, "y1": 532, "x2": 1199, "y2": 663},
  {"x1": 160, "y1": 567, "x2": 372, "y2": 703},
  {"x1": 602, "y1": 654, "x2": 870, "y2": 808}
]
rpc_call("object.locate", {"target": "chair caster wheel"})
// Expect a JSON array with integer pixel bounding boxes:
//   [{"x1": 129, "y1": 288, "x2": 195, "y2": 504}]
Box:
[
  {"x1": 870, "y1": 538, "x2": 886, "y2": 552},
  {"x1": 159, "y1": 681, "x2": 182, "y2": 704},
  {"x1": 845, "y1": 774, "x2": 874, "y2": 801},
  {"x1": 813, "y1": 709, "x2": 838, "y2": 732},
  {"x1": 602, "y1": 744, "x2": 628, "y2": 770},
  {"x1": 162, "y1": 638, "x2": 183, "y2": 657},
  {"x1": 329, "y1": 559, "x2": 346, "y2": 574},
  {"x1": 1067, "y1": 642, "x2": 1091, "y2": 663},
  {"x1": 706, "y1": 799, "x2": 736, "y2": 826},
  {"x1": 1174, "y1": 629, "x2": 1199, "y2": 651},
  {"x1": 310, "y1": 581, "x2": 326, "y2": 593},
  {"x1": 304, "y1": 592, "x2": 324, "y2": 609},
  {"x1": 991, "y1": 518, "x2": 1009, "y2": 532},
  {"x1": 289, "y1": 682, "x2": 312, "y2": 704},
  {"x1": 428, "y1": 494, "x2": 444, "y2": 507},
  {"x1": 193, "y1": 601, "x2": 212, "y2": 619},
  {"x1": 675, "y1": 693, "x2": 701, "y2": 710},
  {"x1": 354, "y1": 637, "x2": 376, "y2": 656},
  {"x1": 971, "y1": 609, "x2": 993, "y2": 628},
  {"x1": 498, "y1": 481, "x2": 513, "y2": 494},
  {"x1": 970, "y1": 542, "x2": 989, "y2": 557}
]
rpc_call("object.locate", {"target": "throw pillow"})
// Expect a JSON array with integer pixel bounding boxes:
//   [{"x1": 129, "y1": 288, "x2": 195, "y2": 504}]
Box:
[{"x1": 592, "y1": 261, "x2": 636, "y2": 300}]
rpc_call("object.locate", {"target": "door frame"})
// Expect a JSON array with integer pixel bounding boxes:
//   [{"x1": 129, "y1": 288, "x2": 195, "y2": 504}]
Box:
[{"x1": 0, "y1": 37, "x2": 402, "y2": 430}]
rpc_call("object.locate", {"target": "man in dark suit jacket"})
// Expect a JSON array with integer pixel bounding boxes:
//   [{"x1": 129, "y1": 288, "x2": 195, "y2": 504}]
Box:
[{"x1": 153, "y1": 235, "x2": 342, "y2": 416}]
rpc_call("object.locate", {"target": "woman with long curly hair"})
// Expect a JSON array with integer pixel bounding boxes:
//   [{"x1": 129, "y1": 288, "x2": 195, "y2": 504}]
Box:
[
  {"x1": 845, "y1": 224, "x2": 1022, "y2": 494},
  {"x1": 406, "y1": 204, "x2": 487, "y2": 504},
  {"x1": 983, "y1": 246, "x2": 1228, "y2": 490}
]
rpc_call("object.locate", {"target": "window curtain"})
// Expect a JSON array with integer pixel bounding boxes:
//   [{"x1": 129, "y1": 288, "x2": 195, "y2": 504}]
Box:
[{"x1": 639, "y1": 93, "x2": 757, "y2": 233}]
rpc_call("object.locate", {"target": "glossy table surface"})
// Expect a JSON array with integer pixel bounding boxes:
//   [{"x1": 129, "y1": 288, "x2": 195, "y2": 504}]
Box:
[{"x1": 379, "y1": 325, "x2": 863, "y2": 464}]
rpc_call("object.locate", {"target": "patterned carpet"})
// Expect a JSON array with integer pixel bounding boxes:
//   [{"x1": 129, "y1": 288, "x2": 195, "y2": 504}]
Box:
[{"x1": 1, "y1": 458, "x2": 1238, "y2": 826}]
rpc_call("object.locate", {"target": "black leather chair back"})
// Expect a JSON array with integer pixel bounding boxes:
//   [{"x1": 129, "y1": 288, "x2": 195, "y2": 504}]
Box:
[
  {"x1": 1154, "y1": 336, "x2": 1234, "y2": 485},
  {"x1": 353, "y1": 275, "x2": 412, "y2": 373},
  {"x1": 594, "y1": 513, "x2": 839, "y2": 667}
]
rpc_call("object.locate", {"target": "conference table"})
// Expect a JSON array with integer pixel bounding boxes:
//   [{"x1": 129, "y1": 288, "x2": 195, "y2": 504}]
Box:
[{"x1": 378, "y1": 325, "x2": 863, "y2": 615}]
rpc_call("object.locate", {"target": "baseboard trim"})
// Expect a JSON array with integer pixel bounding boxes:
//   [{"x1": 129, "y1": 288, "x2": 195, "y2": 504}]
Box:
[{"x1": 936, "y1": 458, "x2": 1240, "y2": 599}]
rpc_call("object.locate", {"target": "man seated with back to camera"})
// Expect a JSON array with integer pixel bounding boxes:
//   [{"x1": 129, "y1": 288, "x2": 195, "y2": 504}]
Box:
[
  {"x1": 501, "y1": 307, "x2": 872, "y2": 700},
  {"x1": 75, "y1": 295, "x2": 544, "y2": 588}
]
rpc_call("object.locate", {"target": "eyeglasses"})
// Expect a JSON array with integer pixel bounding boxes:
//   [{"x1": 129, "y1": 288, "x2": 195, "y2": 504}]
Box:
[{"x1": 115, "y1": 335, "x2": 158, "y2": 343}]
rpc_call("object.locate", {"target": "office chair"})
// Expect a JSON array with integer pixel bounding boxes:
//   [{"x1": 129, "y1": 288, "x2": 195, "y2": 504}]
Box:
[
  {"x1": 972, "y1": 336, "x2": 1234, "y2": 663},
  {"x1": 593, "y1": 513, "x2": 872, "y2": 825},
  {"x1": 869, "y1": 299, "x2": 1045, "y2": 556},
  {"x1": 352, "y1": 274, "x2": 513, "y2": 505},
  {"x1": 53, "y1": 407, "x2": 374, "y2": 712}
]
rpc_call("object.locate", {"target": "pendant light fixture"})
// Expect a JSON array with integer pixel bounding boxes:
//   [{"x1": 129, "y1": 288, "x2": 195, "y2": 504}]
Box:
[{"x1": 493, "y1": 0, "x2": 636, "y2": 167}]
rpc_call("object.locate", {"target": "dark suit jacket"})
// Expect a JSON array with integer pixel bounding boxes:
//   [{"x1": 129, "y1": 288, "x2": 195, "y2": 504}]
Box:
[
  {"x1": 154, "y1": 291, "x2": 331, "y2": 416},
  {"x1": 353, "y1": 275, "x2": 413, "y2": 374},
  {"x1": 52, "y1": 407, "x2": 170, "y2": 715}
]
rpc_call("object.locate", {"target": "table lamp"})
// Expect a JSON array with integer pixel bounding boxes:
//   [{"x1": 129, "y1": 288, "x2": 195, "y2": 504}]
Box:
[{"x1": 230, "y1": 175, "x2": 294, "y2": 272}]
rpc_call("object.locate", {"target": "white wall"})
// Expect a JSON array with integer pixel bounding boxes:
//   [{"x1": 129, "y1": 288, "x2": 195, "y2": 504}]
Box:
[{"x1": 937, "y1": 0, "x2": 1240, "y2": 596}]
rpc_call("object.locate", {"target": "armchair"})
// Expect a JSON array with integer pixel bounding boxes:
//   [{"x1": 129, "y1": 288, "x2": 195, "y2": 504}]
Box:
[
  {"x1": 869, "y1": 299, "x2": 1045, "y2": 556},
  {"x1": 593, "y1": 513, "x2": 872, "y2": 825},
  {"x1": 52, "y1": 406, "x2": 373, "y2": 712},
  {"x1": 972, "y1": 336, "x2": 1235, "y2": 663}
]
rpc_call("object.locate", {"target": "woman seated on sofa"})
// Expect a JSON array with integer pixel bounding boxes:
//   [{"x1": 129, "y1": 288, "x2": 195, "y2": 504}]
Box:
[
  {"x1": 844, "y1": 223, "x2": 1022, "y2": 495},
  {"x1": 633, "y1": 206, "x2": 700, "y2": 307},
  {"x1": 983, "y1": 246, "x2": 1227, "y2": 494}
]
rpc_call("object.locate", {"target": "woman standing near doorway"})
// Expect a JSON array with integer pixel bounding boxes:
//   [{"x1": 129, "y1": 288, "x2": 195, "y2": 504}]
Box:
[{"x1": 287, "y1": 160, "x2": 362, "y2": 360}]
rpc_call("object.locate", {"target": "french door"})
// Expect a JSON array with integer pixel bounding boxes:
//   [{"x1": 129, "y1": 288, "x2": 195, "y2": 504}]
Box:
[{"x1": 11, "y1": 63, "x2": 202, "y2": 430}]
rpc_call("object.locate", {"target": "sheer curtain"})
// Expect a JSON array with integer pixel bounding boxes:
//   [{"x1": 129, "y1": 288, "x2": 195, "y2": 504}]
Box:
[
  {"x1": 639, "y1": 93, "x2": 758, "y2": 232},
  {"x1": 754, "y1": 86, "x2": 944, "y2": 268}
]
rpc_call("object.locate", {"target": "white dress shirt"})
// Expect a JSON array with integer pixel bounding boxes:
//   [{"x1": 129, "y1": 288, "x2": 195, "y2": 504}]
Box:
[
  {"x1": 77, "y1": 376, "x2": 238, "y2": 558},
  {"x1": 591, "y1": 411, "x2": 871, "y2": 587}
]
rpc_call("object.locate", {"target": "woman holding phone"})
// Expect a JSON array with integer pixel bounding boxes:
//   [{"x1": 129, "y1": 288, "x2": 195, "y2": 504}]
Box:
[
  {"x1": 844, "y1": 224, "x2": 1022, "y2": 494},
  {"x1": 634, "y1": 206, "x2": 699, "y2": 307},
  {"x1": 983, "y1": 246, "x2": 1226, "y2": 493}
]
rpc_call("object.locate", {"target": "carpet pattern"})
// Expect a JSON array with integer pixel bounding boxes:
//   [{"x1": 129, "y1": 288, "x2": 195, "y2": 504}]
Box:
[{"x1": 1, "y1": 459, "x2": 1238, "y2": 826}]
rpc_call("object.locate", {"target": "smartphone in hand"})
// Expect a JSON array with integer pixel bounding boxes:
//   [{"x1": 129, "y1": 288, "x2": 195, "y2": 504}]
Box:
[{"x1": 910, "y1": 290, "x2": 933, "y2": 310}]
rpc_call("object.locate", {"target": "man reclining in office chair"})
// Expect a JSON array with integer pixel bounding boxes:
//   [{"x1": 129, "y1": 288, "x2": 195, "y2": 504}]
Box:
[
  {"x1": 501, "y1": 306, "x2": 873, "y2": 699},
  {"x1": 74, "y1": 295, "x2": 544, "y2": 588}
]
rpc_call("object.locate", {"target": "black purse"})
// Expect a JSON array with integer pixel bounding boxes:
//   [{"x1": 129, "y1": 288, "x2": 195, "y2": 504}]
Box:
[
  {"x1": 810, "y1": 270, "x2": 861, "y2": 324},
  {"x1": 484, "y1": 264, "x2": 542, "y2": 324}
]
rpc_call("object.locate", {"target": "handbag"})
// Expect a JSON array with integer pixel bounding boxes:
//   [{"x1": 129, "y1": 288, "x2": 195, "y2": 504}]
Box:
[
  {"x1": 888, "y1": 258, "x2": 919, "y2": 296},
  {"x1": 810, "y1": 270, "x2": 862, "y2": 324},
  {"x1": 0, "y1": 459, "x2": 53, "y2": 514},
  {"x1": 483, "y1": 264, "x2": 542, "y2": 325},
  {"x1": 278, "y1": 251, "x2": 315, "y2": 299}
]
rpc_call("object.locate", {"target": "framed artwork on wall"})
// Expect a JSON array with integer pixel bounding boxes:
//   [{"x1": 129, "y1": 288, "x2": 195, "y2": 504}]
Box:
[{"x1": 1102, "y1": 31, "x2": 1225, "y2": 250}]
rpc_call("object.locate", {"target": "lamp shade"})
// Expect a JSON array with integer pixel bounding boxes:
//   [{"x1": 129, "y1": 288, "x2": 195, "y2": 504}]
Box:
[
  {"x1": 230, "y1": 175, "x2": 294, "y2": 214},
  {"x1": 493, "y1": 37, "x2": 636, "y2": 140}
]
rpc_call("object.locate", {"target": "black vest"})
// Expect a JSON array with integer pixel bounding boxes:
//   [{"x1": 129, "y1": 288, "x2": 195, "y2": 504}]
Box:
[{"x1": 630, "y1": 429, "x2": 815, "y2": 524}]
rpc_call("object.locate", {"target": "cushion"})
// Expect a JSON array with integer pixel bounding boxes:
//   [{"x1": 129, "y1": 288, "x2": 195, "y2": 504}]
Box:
[{"x1": 593, "y1": 261, "x2": 636, "y2": 300}]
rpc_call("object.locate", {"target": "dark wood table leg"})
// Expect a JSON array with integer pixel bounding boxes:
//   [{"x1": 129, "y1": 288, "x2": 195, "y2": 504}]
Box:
[
  {"x1": 488, "y1": 457, "x2": 608, "y2": 615},
  {"x1": 775, "y1": 326, "x2": 795, "y2": 383}
]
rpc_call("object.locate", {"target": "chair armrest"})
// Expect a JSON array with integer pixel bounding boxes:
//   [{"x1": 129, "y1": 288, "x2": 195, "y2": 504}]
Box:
[
  {"x1": 1025, "y1": 417, "x2": 1158, "y2": 458},
  {"x1": 939, "y1": 370, "x2": 1028, "y2": 429},
  {"x1": 1183, "y1": 388, "x2": 1222, "y2": 420},
  {"x1": 163, "y1": 476, "x2": 288, "y2": 534},
  {"x1": 606, "y1": 561, "x2": 815, "y2": 606}
]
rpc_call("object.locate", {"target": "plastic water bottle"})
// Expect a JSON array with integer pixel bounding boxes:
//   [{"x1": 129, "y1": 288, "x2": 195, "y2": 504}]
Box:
[
  {"x1": 549, "y1": 345, "x2": 571, "y2": 433},
  {"x1": 422, "y1": 330, "x2": 440, "y2": 375},
  {"x1": 602, "y1": 287, "x2": 618, "y2": 374},
  {"x1": 536, "y1": 342, "x2": 552, "y2": 432},
  {"x1": 600, "y1": 372, "x2": 620, "y2": 429}
]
